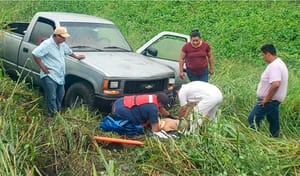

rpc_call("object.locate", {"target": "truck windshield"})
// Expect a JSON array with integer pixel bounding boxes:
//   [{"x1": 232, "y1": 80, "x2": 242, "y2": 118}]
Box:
[{"x1": 61, "y1": 22, "x2": 132, "y2": 52}]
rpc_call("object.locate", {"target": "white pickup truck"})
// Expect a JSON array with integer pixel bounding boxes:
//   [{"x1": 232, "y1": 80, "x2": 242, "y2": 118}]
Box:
[{"x1": 0, "y1": 12, "x2": 189, "y2": 111}]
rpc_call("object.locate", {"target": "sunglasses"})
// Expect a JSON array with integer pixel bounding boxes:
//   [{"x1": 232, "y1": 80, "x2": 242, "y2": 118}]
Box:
[{"x1": 57, "y1": 34, "x2": 66, "y2": 39}]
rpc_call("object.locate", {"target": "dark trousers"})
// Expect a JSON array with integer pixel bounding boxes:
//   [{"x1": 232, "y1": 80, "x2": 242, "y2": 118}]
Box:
[
  {"x1": 248, "y1": 98, "x2": 281, "y2": 137},
  {"x1": 42, "y1": 76, "x2": 65, "y2": 117},
  {"x1": 186, "y1": 67, "x2": 209, "y2": 82}
]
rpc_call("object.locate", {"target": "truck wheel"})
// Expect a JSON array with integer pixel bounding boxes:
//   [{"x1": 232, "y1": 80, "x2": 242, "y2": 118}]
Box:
[{"x1": 64, "y1": 82, "x2": 96, "y2": 110}]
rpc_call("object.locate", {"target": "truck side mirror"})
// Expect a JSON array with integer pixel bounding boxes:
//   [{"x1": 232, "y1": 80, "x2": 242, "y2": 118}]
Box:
[{"x1": 146, "y1": 47, "x2": 158, "y2": 57}]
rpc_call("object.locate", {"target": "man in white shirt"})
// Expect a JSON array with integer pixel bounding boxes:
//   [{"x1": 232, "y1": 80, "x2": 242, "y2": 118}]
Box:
[
  {"x1": 32, "y1": 27, "x2": 85, "y2": 117},
  {"x1": 177, "y1": 81, "x2": 223, "y2": 129},
  {"x1": 248, "y1": 44, "x2": 288, "y2": 137}
]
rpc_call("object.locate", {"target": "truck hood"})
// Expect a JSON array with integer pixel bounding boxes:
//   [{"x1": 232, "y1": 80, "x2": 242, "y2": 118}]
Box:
[{"x1": 78, "y1": 52, "x2": 174, "y2": 78}]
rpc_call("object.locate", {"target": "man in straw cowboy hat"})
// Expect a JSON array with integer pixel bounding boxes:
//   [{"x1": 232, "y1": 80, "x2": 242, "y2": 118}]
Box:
[{"x1": 32, "y1": 26, "x2": 85, "y2": 117}]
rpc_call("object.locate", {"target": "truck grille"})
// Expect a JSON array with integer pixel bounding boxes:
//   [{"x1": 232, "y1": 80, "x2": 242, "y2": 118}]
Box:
[{"x1": 124, "y1": 79, "x2": 168, "y2": 94}]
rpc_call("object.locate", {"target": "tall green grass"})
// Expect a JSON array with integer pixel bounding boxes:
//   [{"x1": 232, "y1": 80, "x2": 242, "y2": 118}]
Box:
[
  {"x1": 1, "y1": 60, "x2": 299, "y2": 175},
  {"x1": 1, "y1": 1, "x2": 299, "y2": 175},
  {"x1": 0, "y1": 76, "x2": 41, "y2": 175}
]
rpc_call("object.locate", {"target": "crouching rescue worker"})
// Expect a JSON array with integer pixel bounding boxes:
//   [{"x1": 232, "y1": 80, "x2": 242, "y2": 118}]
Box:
[
  {"x1": 178, "y1": 81, "x2": 223, "y2": 132},
  {"x1": 111, "y1": 93, "x2": 179, "y2": 139}
]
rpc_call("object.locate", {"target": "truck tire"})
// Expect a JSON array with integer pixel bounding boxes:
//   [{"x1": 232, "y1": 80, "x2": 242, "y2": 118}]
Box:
[{"x1": 64, "y1": 82, "x2": 96, "y2": 110}]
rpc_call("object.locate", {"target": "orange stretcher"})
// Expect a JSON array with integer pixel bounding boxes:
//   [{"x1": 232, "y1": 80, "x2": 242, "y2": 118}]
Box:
[{"x1": 93, "y1": 136, "x2": 144, "y2": 145}]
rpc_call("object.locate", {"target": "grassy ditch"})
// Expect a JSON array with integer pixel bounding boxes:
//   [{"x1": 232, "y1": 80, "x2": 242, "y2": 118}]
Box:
[{"x1": 1, "y1": 59, "x2": 299, "y2": 175}]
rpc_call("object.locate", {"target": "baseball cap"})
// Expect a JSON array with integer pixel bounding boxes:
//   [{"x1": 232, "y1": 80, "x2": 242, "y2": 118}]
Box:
[
  {"x1": 54, "y1": 27, "x2": 70, "y2": 38},
  {"x1": 156, "y1": 93, "x2": 170, "y2": 108}
]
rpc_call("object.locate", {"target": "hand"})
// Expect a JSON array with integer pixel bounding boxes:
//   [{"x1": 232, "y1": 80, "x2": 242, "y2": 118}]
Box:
[
  {"x1": 167, "y1": 114, "x2": 177, "y2": 119},
  {"x1": 41, "y1": 65, "x2": 50, "y2": 74},
  {"x1": 77, "y1": 54, "x2": 85, "y2": 60},
  {"x1": 259, "y1": 98, "x2": 267, "y2": 107},
  {"x1": 179, "y1": 72, "x2": 185, "y2": 79},
  {"x1": 209, "y1": 68, "x2": 214, "y2": 75}
]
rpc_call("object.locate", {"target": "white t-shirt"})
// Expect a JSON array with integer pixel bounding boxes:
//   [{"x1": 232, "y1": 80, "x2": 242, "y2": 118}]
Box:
[
  {"x1": 178, "y1": 81, "x2": 222, "y2": 106},
  {"x1": 256, "y1": 58, "x2": 288, "y2": 102}
]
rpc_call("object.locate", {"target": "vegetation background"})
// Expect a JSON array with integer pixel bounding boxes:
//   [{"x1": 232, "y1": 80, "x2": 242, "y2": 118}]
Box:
[{"x1": 0, "y1": 1, "x2": 299, "y2": 175}]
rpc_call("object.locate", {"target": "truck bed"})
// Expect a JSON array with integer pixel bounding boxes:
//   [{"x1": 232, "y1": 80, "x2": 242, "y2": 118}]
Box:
[{"x1": 3, "y1": 22, "x2": 29, "y2": 37}]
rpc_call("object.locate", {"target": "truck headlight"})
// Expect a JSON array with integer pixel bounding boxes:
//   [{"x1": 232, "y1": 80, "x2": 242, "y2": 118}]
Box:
[
  {"x1": 103, "y1": 80, "x2": 120, "y2": 95},
  {"x1": 103, "y1": 80, "x2": 120, "y2": 89},
  {"x1": 168, "y1": 78, "x2": 175, "y2": 91},
  {"x1": 109, "y1": 81, "x2": 119, "y2": 89},
  {"x1": 168, "y1": 78, "x2": 175, "y2": 84}
]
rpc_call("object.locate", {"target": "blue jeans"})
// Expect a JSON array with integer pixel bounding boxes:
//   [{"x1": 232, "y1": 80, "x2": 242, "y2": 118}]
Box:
[
  {"x1": 42, "y1": 76, "x2": 65, "y2": 117},
  {"x1": 186, "y1": 67, "x2": 209, "y2": 82},
  {"x1": 248, "y1": 98, "x2": 281, "y2": 137}
]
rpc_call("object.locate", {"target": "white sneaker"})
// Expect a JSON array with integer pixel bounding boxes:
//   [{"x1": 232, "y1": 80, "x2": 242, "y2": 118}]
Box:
[{"x1": 197, "y1": 118, "x2": 203, "y2": 126}]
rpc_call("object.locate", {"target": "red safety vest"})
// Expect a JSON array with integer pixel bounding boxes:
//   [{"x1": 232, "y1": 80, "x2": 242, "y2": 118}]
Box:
[{"x1": 123, "y1": 94, "x2": 158, "y2": 108}]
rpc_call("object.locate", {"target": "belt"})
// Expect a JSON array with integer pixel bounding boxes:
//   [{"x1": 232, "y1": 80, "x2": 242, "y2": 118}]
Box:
[{"x1": 258, "y1": 98, "x2": 280, "y2": 103}]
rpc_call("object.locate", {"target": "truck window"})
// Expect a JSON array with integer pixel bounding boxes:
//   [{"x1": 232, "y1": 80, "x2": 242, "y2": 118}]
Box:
[
  {"x1": 29, "y1": 17, "x2": 55, "y2": 45},
  {"x1": 61, "y1": 22, "x2": 132, "y2": 51},
  {"x1": 147, "y1": 35, "x2": 187, "y2": 61},
  {"x1": 4, "y1": 22, "x2": 29, "y2": 36}
]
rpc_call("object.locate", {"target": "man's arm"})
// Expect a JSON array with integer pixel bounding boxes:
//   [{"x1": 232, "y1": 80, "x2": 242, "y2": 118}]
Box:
[
  {"x1": 159, "y1": 106, "x2": 169, "y2": 117},
  {"x1": 261, "y1": 81, "x2": 280, "y2": 106},
  {"x1": 179, "y1": 51, "x2": 186, "y2": 79},
  {"x1": 32, "y1": 55, "x2": 49, "y2": 74},
  {"x1": 151, "y1": 122, "x2": 160, "y2": 132},
  {"x1": 207, "y1": 50, "x2": 214, "y2": 75},
  {"x1": 178, "y1": 102, "x2": 196, "y2": 119},
  {"x1": 178, "y1": 105, "x2": 189, "y2": 119},
  {"x1": 70, "y1": 53, "x2": 85, "y2": 60}
]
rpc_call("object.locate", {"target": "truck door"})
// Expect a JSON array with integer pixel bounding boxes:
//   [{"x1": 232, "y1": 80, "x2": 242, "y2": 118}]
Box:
[
  {"x1": 136, "y1": 32, "x2": 190, "y2": 91},
  {"x1": 17, "y1": 17, "x2": 55, "y2": 85}
]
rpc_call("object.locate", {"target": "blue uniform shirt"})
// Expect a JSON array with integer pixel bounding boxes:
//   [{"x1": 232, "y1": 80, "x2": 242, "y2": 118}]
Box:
[
  {"x1": 32, "y1": 35, "x2": 72, "y2": 85},
  {"x1": 114, "y1": 97, "x2": 159, "y2": 125}
]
